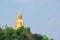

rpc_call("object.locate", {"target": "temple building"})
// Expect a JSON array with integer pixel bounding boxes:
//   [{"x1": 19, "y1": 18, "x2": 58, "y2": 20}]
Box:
[{"x1": 15, "y1": 12, "x2": 24, "y2": 30}]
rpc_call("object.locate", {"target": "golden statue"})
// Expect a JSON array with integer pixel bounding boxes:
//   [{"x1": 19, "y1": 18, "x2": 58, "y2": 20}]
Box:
[{"x1": 15, "y1": 12, "x2": 24, "y2": 30}]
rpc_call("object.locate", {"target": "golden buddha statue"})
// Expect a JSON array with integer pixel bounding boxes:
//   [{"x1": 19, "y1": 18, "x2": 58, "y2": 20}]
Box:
[{"x1": 15, "y1": 12, "x2": 24, "y2": 30}]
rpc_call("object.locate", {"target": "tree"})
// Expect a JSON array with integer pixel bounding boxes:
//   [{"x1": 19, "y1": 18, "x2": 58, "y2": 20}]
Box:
[
  {"x1": 43, "y1": 35, "x2": 49, "y2": 40},
  {"x1": 0, "y1": 25, "x2": 53, "y2": 40},
  {"x1": 50, "y1": 38, "x2": 54, "y2": 40},
  {"x1": 32, "y1": 34, "x2": 43, "y2": 40}
]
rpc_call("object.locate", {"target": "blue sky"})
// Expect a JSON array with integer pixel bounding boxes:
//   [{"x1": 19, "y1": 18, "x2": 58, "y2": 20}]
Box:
[{"x1": 0, "y1": 0, "x2": 60, "y2": 40}]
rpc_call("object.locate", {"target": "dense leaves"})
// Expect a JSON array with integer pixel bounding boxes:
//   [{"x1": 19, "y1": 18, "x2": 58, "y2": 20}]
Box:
[{"x1": 0, "y1": 25, "x2": 54, "y2": 40}]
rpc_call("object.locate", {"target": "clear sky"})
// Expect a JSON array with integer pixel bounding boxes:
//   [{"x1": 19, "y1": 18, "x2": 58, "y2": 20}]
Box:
[{"x1": 0, "y1": 0, "x2": 60, "y2": 40}]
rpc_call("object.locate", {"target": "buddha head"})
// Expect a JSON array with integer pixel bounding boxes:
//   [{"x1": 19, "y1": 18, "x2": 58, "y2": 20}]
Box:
[{"x1": 18, "y1": 12, "x2": 22, "y2": 19}]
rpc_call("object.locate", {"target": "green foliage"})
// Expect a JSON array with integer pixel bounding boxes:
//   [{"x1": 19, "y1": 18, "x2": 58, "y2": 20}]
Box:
[
  {"x1": 50, "y1": 38, "x2": 54, "y2": 40},
  {"x1": 43, "y1": 35, "x2": 49, "y2": 40},
  {"x1": 32, "y1": 34, "x2": 43, "y2": 40},
  {"x1": 0, "y1": 25, "x2": 53, "y2": 40}
]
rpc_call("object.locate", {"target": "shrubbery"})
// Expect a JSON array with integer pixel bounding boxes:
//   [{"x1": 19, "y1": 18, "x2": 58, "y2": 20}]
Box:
[{"x1": 0, "y1": 25, "x2": 54, "y2": 40}]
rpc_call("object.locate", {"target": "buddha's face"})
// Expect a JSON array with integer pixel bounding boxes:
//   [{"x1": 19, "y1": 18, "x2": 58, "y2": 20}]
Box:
[{"x1": 18, "y1": 13, "x2": 22, "y2": 19}]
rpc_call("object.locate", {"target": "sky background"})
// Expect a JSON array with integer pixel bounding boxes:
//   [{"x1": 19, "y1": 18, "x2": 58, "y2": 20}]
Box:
[{"x1": 0, "y1": 0, "x2": 60, "y2": 40}]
